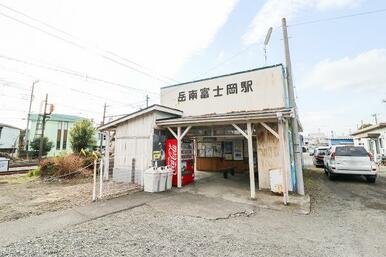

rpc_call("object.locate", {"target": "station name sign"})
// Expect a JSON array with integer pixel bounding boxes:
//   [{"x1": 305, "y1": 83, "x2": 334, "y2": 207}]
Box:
[
  {"x1": 160, "y1": 65, "x2": 287, "y2": 116},
  {"x1": 177, "y1": 80, "x2": 253, "y2": 102}
]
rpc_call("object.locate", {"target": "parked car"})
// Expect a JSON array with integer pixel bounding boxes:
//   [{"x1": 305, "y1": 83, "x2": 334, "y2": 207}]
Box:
[
  {"x1": 324, "y1": 145, "x2": 378, "y2": 183},
  {"x1": 313, "y1": 147, "x2": 329, "y2": 167}
]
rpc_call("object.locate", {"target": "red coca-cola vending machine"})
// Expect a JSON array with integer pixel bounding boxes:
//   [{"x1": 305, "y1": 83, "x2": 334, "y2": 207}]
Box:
[{"x1": 165, "y1": 139, "x2": 194, "y2": 186}]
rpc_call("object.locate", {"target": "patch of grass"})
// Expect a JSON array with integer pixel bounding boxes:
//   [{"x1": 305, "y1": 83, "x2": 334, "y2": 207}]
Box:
[
  {"x1": 27, "y1": 167, "x2": 41, "y2": 177},
  {"x1": 0, "y1": 174, "x2": 37, "y2": 184}
]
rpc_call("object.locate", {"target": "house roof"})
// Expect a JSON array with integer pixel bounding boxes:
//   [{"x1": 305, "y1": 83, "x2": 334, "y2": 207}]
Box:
[
  {"x1": 156, "y1": 107, "x2": 295, "y2": 127},
  {"x1": 351, "y1": 122, "x2": 386, "y2": 136},
  {"x1": 98, "y1": 104, "x2": 183, "y2": 131},
  {"x1": 0, "y1": 123, "x2": 22, "y2": 130},
  {"x1": 30, "y1": 113, "x2": 85, "y2": 122},
  {"x1": 161, "y1": 64, "x2": 283, "y2": 90}
]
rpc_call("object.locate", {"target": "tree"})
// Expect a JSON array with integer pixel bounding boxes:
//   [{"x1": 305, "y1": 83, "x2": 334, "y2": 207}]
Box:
[
  {"x1": 30, "y1": 137, "x2": 53, "y2": 157},
  {"x1": 69, "y1": 120, "x2": 96, "y2": 153}
]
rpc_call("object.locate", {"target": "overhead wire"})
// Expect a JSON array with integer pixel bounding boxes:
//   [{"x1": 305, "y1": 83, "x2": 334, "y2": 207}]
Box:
[
  {"x1": 0, "y1": 3, "x2": 178, "y2": 84},
  {"x1": 0, "y1": 65, "x2": 136, "y2": 106},
  {"x1": 196, "y1": 7, "x2": 386, "y2": 78},
  {"x1": 0, "y1": 54, "x2": 159, "y2": 95},
  {"x1": 289, "y1": 7, "x2": 386, "y2": 27}
]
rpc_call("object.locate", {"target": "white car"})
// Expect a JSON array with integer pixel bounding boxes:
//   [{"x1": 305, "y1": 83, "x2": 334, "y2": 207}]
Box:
[{"x1": 324, "y1": 145, "x2": 378, "y2": 183}]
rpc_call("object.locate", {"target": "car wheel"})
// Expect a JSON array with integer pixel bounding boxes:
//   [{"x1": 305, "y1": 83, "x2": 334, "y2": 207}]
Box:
[
  {"x1": 366, "y1": 176, "x2": 376, "y2": 183},
  {"x1": 327, "y1": 171, "x2": 335, "y2": 180}
]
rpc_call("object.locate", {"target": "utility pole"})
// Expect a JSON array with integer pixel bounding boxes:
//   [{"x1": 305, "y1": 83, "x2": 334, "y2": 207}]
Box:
[
  {"x1": 25, "y1": 80, "x2": 38, "y2": 151},
  {"x1": 281, "y1": 17, "x2": 304, "y2": 195},
  {"x1": 145, "y1": 94, "x2": 150, "y2": 108},
  {"x1": 371, "y1": 113, "x2": 378, "y2": 124},
  {"x1": 38, "y1": 94, "x2": 48, "y2": 160},
  {"x1": 99, "y1": 103, "x2": 107, "y2": 152},
  {"x1": 102, "y1": 103, "x2": 107, "y2": 125}
]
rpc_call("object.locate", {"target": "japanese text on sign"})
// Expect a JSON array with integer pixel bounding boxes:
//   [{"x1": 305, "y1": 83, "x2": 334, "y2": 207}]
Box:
[{"x1": 177, "y1": 80, "x2": 253, "y2": 102}]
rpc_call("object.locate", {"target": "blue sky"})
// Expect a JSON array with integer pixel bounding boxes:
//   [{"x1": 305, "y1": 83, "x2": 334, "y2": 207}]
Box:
[
  {"x1": 176, "y1": 0, "x2": 386, "y2": 136},
  {"x1": 0, "y1": 0, "x2": 385, "y2": 136}
]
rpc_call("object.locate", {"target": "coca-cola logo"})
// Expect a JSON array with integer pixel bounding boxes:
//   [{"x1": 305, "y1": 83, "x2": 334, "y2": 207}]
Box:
[{"x1": 168, "y1": 144, "x2": 177, "y2": 171}]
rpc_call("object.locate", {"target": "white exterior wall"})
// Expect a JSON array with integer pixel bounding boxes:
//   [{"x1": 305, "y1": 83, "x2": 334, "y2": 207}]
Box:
[
  {"x1": 161, "y1": 65, "x2": 287, "y2": 116},
  {"x1": 353, "y1": 127, "x2": 386, "y2": 159},
  {"x1": 0, "y1": 126, "x2": 20, "y2": 151},
  {"x1": 112, "y1": 110, "x2": 179, "y2": 184}
]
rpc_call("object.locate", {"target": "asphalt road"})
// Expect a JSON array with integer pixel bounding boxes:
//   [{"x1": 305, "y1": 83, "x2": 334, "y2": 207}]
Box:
[{"x1": 0, "y1": 157, "x2": 385, "y2": 257}]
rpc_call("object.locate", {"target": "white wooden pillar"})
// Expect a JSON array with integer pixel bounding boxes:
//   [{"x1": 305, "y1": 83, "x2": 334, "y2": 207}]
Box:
[
  {"x1": 246, "y1": 122, "x2": 256, "y2": 199},
  {"x1": 168, "y1": 126, "x2": 192, "y2": 188},
  {"x1": 177, "y1": 126, "x2": 182, "y2": 188},
  {"x1": 232, "y1": 123, "x2": 256, "y2": 199},
  {"x1": 103, "y1": 131, "x2": 110, "y2": 180},
  {"x1": 278, "y1": 116, "x2": 289, "y2": 205}
]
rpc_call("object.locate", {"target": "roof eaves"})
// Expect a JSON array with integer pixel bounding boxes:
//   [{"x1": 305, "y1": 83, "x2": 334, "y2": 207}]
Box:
[{"x1": 99, "y1": 104, "x2": 182, "y2": 130}]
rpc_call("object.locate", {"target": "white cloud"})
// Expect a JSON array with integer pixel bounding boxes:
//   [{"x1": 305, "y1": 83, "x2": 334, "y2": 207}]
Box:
[
  {"x1": 242, "y1": 0, "x2": 360, "y2": 45},
  {"x1": 303, "y1": 48, "x2": 386, "y2": 91},
  {"x1": 0, "y1": 0, "x2": 238, "y2": 127},
  {"x1": 316, "y1": 0, "x2": 360, "y2": 10}
]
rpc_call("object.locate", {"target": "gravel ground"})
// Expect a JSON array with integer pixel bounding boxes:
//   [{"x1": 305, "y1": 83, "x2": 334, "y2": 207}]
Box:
[
  {"x1": 0, "y1": 174, "x2": 138, "y2": 222},
  {"x1": 0, "y1": 159, "x2": 385, "y2": 257}
]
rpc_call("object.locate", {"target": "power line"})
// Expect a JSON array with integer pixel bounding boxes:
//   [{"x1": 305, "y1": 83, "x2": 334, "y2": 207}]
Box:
[
  {"x1": 0, "y1": 65, "x2": 137, "y2": 105},
  {"x1": 289, "y1": 8, "x2": 386, "y2": 27},
  {"x1": 0, "y1": 54, "x2": 159, "y2": 95},
  {"x1": 0, "y1": 3, "x2": 178, "y2": 84},
  {"x1": 195, "y1": 7, "x2": 386, "y2": 78}
]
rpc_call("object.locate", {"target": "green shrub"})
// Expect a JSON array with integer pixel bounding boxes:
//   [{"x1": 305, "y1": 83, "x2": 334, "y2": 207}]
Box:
[
  {"x1": 27, "y1": 167, "x2": 41, "y2": 177},
  {"x1": 30, "y1": 137, "x2": 53, "y2": 157}
]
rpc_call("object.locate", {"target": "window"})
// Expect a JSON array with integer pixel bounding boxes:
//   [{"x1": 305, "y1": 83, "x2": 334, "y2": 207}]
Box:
[
  {"x1": 56, "y1": 122, "x2": 62, "y2": 150},
  {"x1": 336, "y1": 146, "x2": 368, "y2": 156},
  {"x1": 62, "y1": 122, "x2": 68, "y2": 150}
]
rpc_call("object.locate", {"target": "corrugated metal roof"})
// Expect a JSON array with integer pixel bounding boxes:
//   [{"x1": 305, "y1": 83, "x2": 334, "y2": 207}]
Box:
[
  {"x1": 156, "y1": 107, "x2": 294, "y2": 126},
  {"x1": 29, "y1": 113, "x2": 86, "y2": 122},
  {"x1": 0, "y1": 123, "x2": 21, "y2": 130},
  {"x1": 98, "y1": 104, "x2": 183, "y2": 131},
  {"x1": 351, "y1": 122, "x2": 386, "y2": 136}
]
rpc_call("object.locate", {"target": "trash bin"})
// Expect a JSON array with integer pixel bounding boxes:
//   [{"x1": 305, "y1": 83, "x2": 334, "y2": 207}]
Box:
[
  {"x1": 165, "y1": 167, "x2": 173, "y2": 190},
  {"x1": 0, "y1": 158, "x2": 10, "y2": 172},
  {"x1": 144, "y1": 168, "x2": 161, "y2": 192},
  {"x1": 158, "y1": 167, "x2": 168, "y2": 192}
]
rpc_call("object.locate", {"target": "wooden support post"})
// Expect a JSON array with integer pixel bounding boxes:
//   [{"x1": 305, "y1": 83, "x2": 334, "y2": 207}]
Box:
[
  {"x1": 247, "y1": 122, "x2": 256, "y2": 199},
  {"x1": 177, "y1": 126, "x2": 182, "y2": 188},
  {"x1": 99, "y1": 158, "x2": 103, "y2": 199},
  {"x1": 92, "y1": 159, "x2": 97, "y2": 201},
  {"x1": 104, "y1": 132, "x2": 110, "y2": 180},
  {"x1": 232, "y1": 123, "x2": 248, "y2": 138},
  {"x1": 278, "y1": 116, "x2": 289, "y2": 205},
  {"x1": 260, "y1": 122, "x2": 279, "y2": 139}
]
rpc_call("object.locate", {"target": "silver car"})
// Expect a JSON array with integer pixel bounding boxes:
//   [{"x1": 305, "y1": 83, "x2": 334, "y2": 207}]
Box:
[{"x1": 324, "y1": 145, "x2": 378, "y2": 183}]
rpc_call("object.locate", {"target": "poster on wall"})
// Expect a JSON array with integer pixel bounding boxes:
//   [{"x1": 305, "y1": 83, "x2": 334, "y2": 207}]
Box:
[
  {"x1": 233, "y1": 141, "x2": 243, "y2": 160},
  {"x1": 223, "y1": 141, "x2": 233, "y2": 160}
]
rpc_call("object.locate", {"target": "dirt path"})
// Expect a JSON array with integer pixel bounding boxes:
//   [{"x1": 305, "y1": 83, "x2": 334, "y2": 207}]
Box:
[
  {"x1": 0, "y1": 175, "x2": 93, "y2": 222},
  {"x1": 0, "y1": 174, "x2": 139, "y2": 223}
]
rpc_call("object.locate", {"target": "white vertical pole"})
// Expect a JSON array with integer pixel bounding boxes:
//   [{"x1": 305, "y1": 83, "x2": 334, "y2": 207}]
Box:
[
  {"x1": 92, "y1": 159, "x2": 97, "y2": 201},
  {"x1": 247, "y1": 122, "x2": 256, "y2": 199},
  {"x1": 104, "y1": 132, "x2": 110, "y2": 180},
  {"x1": 282, "y1": 17, "x2": 304, "y2": 195},
  {"x1": 99, "y1": 158, "x2": 103, "y2": 199},
  {"x1": 278, "y1": 118, "x2": 289, "y2": 205},
  {"x1": 193, "y1": 139, "x2": 197, "y2": 173},
  {"x1": 177, "y1": 126, "x2": 182, "y2": 188}
]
